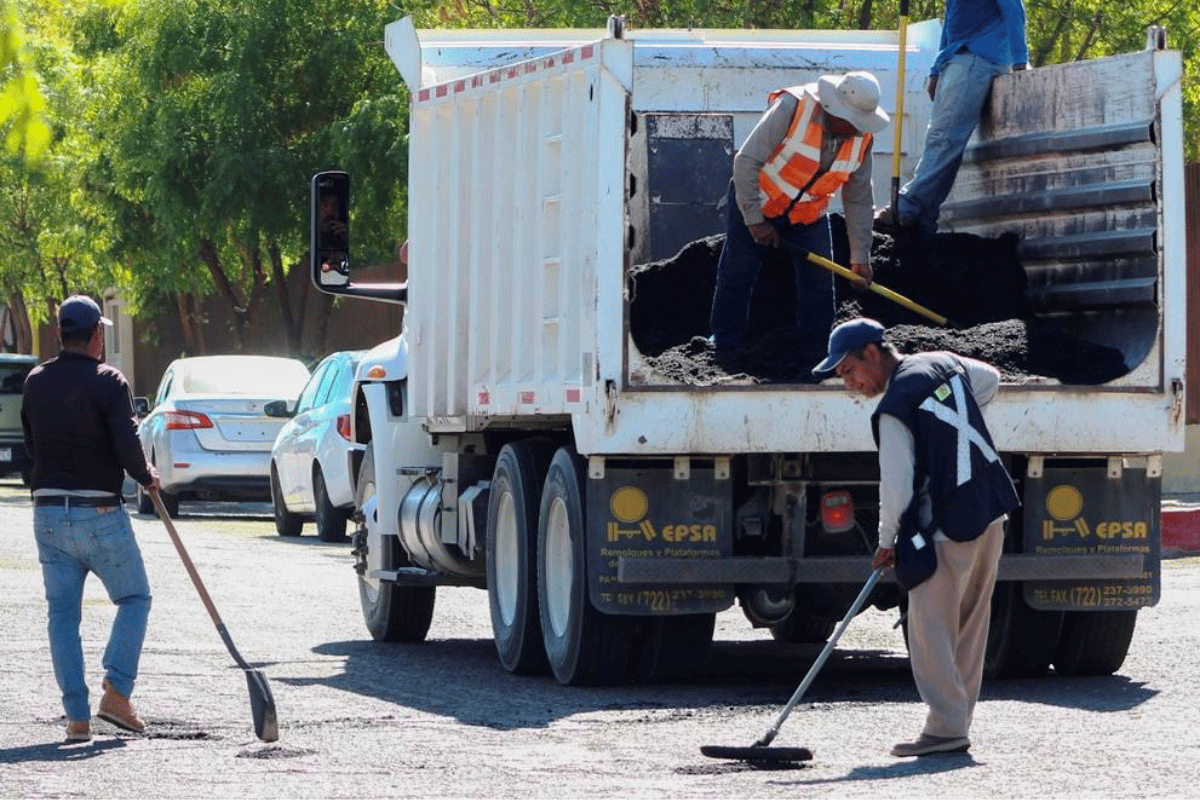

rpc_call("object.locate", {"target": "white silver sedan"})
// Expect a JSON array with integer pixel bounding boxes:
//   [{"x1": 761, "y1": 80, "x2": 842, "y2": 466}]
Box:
[
  {"x1": 267, "y1": 350, "x2": 365, "y2": 542},
  {"x1": 135, "y1": 355, "x2": 311, "y2": 517}
]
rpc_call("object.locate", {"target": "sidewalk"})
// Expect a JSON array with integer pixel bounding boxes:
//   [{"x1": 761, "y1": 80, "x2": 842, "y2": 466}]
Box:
[{"x1": 1163, "y1": 493, "x2": 1200, "y2": 554}]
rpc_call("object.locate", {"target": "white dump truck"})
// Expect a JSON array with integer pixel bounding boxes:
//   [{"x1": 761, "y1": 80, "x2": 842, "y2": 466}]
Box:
[{"x1": 309, "y1": 16, "x2": 1186, "y2": 684}]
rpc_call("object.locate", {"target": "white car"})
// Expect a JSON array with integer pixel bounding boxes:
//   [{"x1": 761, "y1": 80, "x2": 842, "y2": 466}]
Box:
[
  {"x1": 135, "y1": 355, "x2": 311, "y2": 517},
  {"x1": 267, "y1": 350, "x2": 365, "y2": 542}
]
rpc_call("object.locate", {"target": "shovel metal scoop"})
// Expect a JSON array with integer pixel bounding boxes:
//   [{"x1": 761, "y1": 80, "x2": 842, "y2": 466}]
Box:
[
  {"x1": 701, "y1": 567, "x2": 885, "y2": 766},
  {"x1": 151, "y1": 490, "x2": 279, "y2": 742}
]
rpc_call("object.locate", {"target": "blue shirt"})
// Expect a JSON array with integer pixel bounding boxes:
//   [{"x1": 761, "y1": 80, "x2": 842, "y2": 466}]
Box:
[{"x1": 932, "y1": 0, "x2": 1028, "y2": 77}]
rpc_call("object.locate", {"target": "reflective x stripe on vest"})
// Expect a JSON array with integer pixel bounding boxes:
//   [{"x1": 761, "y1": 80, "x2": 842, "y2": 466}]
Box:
[
  {"x1": 758, "y1": 87, "x2": 871, "y2": 225},
  {"x1": 918, "y1": 374, "x2": 1002, "y2": 486}
]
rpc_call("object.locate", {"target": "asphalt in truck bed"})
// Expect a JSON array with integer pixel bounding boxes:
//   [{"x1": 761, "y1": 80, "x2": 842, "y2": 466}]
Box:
[{"x1": 629, "y1": 216, "x2": 1128, "y2": 386}]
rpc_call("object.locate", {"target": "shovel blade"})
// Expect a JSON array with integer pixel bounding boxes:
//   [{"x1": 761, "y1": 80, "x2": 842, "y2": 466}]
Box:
[{"x1": 245, "y1": 668, "x2": 279, "y2": 742}]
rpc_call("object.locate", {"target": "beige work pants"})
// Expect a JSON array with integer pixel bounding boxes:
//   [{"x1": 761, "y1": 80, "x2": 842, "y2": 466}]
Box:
[{"x1": 905, "y1": 517, "x2": 1005, "y2": 739}]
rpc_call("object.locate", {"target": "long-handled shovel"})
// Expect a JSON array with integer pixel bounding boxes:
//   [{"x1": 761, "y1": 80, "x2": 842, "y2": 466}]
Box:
[
  {"x1": 700, "y1": 567, "x2": 885, "y2": 767},
  {"x1": 151, "y1": 489, "x2": 279, "y2": 742},
  {"x1": 891, "y1": 0, "x2": 910, "y2": 212},
  {"x1": 778, "y1": 240, "x2": 961, "y2": 328}
]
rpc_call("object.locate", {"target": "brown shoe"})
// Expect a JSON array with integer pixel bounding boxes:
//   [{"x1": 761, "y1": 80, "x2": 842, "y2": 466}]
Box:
[
  {"x1": 98, "y1": 679, "x2": 145, "y2": 734},
  {"x1": 65, "y1": 720, "x2": 92, "y2": 742},
  {"x1": 891, "y1": 733, "x2": 970, "y2": 757}
]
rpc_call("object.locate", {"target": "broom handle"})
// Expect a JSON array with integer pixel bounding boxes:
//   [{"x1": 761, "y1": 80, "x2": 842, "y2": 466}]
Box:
[{"x1": 756, "y1": 567, "x2": 885, "y2": 747}]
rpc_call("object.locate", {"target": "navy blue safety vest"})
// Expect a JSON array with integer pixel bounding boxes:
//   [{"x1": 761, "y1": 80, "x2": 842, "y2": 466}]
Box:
[{"x1": 872, "y1": 353, "x2": 1020, "y2": 544}]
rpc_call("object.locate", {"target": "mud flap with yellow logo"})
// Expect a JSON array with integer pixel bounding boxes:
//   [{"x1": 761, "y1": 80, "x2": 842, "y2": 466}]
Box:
[
  {"x1": 587, "y1": 465, "x2": 734, "y2": 615},
  {"x1": 1023, "y1": 464, "x2": 1160, "y2": 610}
]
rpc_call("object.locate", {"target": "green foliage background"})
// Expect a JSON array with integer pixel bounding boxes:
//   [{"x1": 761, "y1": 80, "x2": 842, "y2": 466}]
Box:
[{"x1": 0, "y1": 0, "x2": 1195, "y2": 350}]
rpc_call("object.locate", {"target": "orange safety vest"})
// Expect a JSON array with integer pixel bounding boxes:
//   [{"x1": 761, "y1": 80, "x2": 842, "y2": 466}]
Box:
[{"x1": 758, "y1": 86, "x2": 872, "y2": 225}]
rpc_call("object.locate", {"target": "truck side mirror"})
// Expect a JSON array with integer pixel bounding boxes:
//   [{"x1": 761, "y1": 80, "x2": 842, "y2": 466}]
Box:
[
  {"x1": 311, "y1": 171, "x2": 351, "y2": 289},
  {"x1": 134, "y1": 397, "x2": 150, "y2": 417}
]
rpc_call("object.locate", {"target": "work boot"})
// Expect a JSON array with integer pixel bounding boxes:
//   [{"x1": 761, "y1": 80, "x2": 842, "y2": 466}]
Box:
[
  {"x1": 65, "y1": 720, "x2": 92, "y2": 742},
  {"x1": 98, "y1": 679, "x2": 145, "y2": 734},
  {"x1": 891, "y1": 733, "x2": 970, "y2": 757}
]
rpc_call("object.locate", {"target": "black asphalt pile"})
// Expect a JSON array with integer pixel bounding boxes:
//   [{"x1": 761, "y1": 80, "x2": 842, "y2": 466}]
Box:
[{"x1": 629, "y1": 216, "x2": 1128, "y2": 386}]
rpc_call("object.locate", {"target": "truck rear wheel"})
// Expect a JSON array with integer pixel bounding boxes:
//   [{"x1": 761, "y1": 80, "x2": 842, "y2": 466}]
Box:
[
  {"x1": 538, "y1": 446, "x2": 636, "y2": 685},
  {"x1": 1052, "y1": 609, "x2": 1138, "y2": 676},
  {"x1": 636, "y1": 613, "x2": 716, "y2": 682},
  {"x1": 356, "y1": 445, "x2": 435, "y2": 642},
  {"x1": 487, "y1": 439, "x2": 555, "y2": 674},
  {"x1": 984, "y1": 583, "x2": 1064, "y2": 679}
]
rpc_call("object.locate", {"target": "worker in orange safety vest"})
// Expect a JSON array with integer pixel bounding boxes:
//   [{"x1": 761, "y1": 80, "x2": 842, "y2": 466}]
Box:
[{"x1": 708, "y1": 71, "x2": 889, "y2": 352}]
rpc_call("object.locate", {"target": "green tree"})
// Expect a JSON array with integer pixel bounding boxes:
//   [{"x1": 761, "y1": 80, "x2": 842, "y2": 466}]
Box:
[{"x1": 89, "y1": 0, "x2": 409, "y2": 354}]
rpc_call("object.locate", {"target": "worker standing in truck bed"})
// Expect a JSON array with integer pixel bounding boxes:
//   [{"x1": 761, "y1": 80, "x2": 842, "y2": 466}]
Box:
[{"x1": 708, "y1": 71, "x2": 887, "y2": 352}]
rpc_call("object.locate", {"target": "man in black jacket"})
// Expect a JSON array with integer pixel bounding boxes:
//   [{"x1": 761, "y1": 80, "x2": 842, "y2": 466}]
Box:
[{"x1": 23, "y1": 295, "x2": 160, "y2": 742}]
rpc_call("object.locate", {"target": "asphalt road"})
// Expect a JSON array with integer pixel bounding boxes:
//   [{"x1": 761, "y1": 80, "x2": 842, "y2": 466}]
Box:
[{"x1": 2, "y1": 478, "x2": 1198, "y2": 799}]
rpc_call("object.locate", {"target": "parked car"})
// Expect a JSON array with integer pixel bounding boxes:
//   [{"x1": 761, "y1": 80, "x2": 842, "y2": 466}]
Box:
[
  {"x1": 0, "y1": 353, "x2": 38, "y2": 484},
  {"x1": 267, "y1": 349, "x2": 366, "y2": 542},
  {"x1": 135, "y1": 355, "x2": 311, "y2": 517}
]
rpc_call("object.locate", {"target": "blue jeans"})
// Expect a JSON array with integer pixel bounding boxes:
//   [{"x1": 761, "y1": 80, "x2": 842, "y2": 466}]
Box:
[
  {"x1": 709, "y1": 181, "x2": 835, "y2": 347},
  {"x1": 898, "y1": 52, "x2": 1010, "y2": 235},
  {"x1": 34, "y1": 504, "x2": 151, "y2": 722}
]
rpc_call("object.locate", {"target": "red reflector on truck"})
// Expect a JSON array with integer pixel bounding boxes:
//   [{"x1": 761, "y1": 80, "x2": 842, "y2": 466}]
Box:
[{"x1": 821, "y1": 490, "x2": 855, "y2": 533}]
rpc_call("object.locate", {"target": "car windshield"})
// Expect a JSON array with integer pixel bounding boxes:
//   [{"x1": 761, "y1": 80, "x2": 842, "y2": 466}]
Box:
[{"x1": 180, "y1": 358, "x2": 310, "y2": 397}]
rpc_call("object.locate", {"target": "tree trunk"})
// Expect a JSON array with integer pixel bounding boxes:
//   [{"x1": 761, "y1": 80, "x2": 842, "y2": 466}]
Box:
[
  {"x1": 199, "y1": 237, "x2": 250, "y2": 349},
  {"x1": 8, "y1": 289, "x2": 32, "y2": 354},
  {"x1": 176, "y1": 291, "x2": 196, "y2": 356},
  {"x1": 269, "y1": 242, "x2": 301, "y2": 355}
]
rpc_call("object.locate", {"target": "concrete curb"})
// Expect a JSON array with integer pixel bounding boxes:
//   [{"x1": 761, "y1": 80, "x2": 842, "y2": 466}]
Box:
[{"x1": 1162, "y1": 508, "x2": 1200, "y2": 553}]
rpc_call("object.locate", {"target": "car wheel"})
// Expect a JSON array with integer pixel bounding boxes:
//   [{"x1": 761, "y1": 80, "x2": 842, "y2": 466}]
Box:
[
  {"x1": 314, "y1": 466, "x2": 348, "y2": 543},
  {"x1": 271, "y1": 466, "x2": 303, "y2": 537},
  {"x1": 136, "y1": 481, "x2": 154, "y2": 515},
  {"x1": 154, "y1": 488, "x2": 180, "y2": 519}
]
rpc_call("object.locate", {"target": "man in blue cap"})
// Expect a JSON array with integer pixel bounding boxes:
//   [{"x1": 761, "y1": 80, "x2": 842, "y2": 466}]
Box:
[
  {"x1": 814, "y1": 317, "x2": 1019, "y2": 757},
  {"x1": 23, "y1": 295, "x2": 161, "y2": 742}
]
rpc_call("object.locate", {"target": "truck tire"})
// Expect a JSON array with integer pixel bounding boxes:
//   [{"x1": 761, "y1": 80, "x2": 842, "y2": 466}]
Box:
[
  {"x1": 487, "y1": 439, "x2": 555, "y2": 674},
  {"x1": 984, "y1": 582, "x2": 1064, "y2": 679},
  {"x1": 271, "y1": 466, "x2": 304, "y2": 537},
  {"x1": 770, "y1": 614, "x2": 837, "y2": 645},
  {"x1": 355, "y1": 445, "x2": 435, "y2": 642},
  {"x1": 538, "y1": 446, "x2": 636, "y2": 686},
  {"x1": 314, "y1": 467, "x2": 349, "y2": 543},
  {"x1": 635, "y1": 613, "x2": 716, "y2": 682},
  {"x1": 1052, "y1": 609, "x2": 1138, "y2": 676}
]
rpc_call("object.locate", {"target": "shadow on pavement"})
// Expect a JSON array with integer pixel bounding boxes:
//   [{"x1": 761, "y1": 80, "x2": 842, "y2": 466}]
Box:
[{"x1": 0, "y1": 738, "x2": 127, "y2": 763}]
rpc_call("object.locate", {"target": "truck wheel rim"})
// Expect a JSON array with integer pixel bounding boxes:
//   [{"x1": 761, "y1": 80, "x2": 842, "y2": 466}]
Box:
[
  {"x1": 545, "y1": 496, "x2": 573, "y2": 638},
  {"x1": 494, "y1": 491, "x2": 519, "y2": 625}
]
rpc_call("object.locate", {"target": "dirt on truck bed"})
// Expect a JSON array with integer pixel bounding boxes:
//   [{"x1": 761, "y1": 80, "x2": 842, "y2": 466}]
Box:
[{"x1": 628, "y1": 216, "x2": 1129, "y2": 386}]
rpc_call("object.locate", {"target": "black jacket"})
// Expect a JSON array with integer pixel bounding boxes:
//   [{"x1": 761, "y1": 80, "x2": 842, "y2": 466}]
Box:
[{"x1": 22, "y1": 350, "x2": 153, "y2": 495}]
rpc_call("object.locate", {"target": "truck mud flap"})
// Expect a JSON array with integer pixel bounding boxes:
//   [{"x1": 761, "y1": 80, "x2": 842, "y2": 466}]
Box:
[
  {"x1": 1022, "y1": 462, "x2": 1160, "y2": 610},
  {"x1": 586, "y1": 464, "x2": 734, "y2": 615}
]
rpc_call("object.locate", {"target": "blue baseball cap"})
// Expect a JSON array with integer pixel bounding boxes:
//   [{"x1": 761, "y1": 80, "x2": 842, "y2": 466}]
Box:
[
  {"x1": 812, "y1": 318, "x2": 886, "y2": 378},
  {"x1": 58, "y1": 295, "x2": 112, "y2": 334}
]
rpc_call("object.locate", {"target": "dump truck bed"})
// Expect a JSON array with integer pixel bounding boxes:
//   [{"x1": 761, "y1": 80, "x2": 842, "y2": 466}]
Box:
[{"x1": 391, "y1": 21, "x2": 1185, "y2": 457}]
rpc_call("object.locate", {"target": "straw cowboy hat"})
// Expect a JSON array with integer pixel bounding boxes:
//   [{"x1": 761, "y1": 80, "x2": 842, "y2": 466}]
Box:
[{"x1": 816, "y1": 71, "x2": 890, "y2": 134}]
